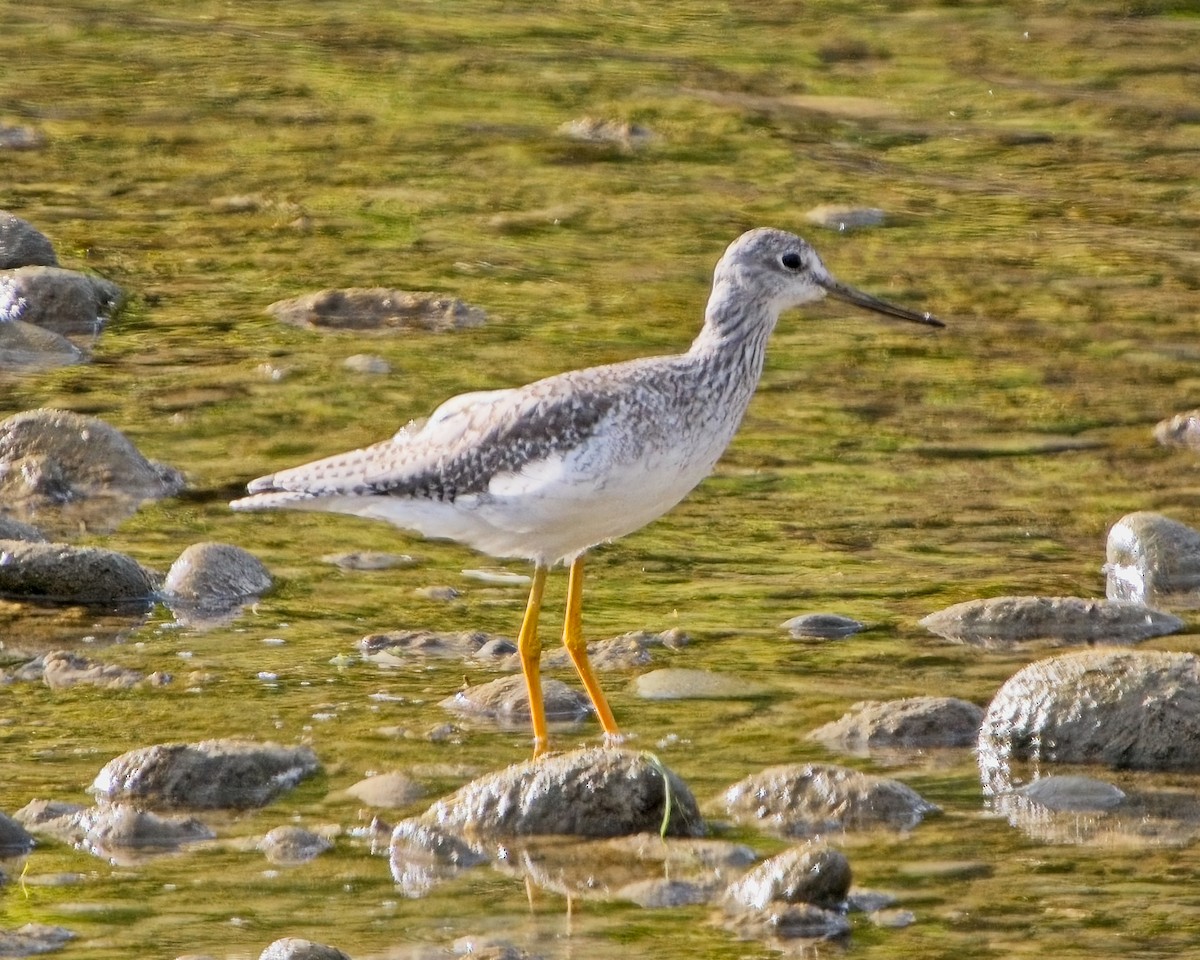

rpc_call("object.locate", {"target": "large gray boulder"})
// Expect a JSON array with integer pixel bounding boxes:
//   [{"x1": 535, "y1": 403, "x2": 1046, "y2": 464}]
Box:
[{"x1": 0, "y1": 540, "x2": 156, "y2": 603}]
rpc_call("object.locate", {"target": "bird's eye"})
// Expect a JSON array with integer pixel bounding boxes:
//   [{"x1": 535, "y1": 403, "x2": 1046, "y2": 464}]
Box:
[{"x1": 780, "y1": 252, "x2": 802, "y2": 270}]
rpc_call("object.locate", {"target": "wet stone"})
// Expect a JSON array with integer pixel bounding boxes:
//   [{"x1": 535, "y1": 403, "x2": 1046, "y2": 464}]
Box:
[
  {"x1": 91, "y1": 739, "x2": 320, "y2": 810},
  {"x1": 808, "y1": 696, "x2": 983, "y2": 752},
  {"x1": 0, "y1": 409, "x2": 184, "y2": 518},
  {"x1": 1153, "y1": 409, "x2": 1200, "y2": 450},
  {"x1": 781, "y1": 612, "x2": 864, "y2": 639},
  {"x1": 40, "y1": 650, "x2": 152, "y2": 690},
  {"x1": 0, "y1": 211, "x2": 58, "y2": 268},
  {"x1": 161, "y1": 542, "x2": 273, "y2": 608},
  {"x1": 78, "y1": 803, "x2": 214, "y2": 854},
  {"x1": 0, "y1": 541, "x2": 157, "y2": 604},
  {"x1": 259, "y1": 825, "x2": 333, "y2": 864},
  {"x1": 0, "y1": 517, "x2": 45, "y2": 542},
  {"x1": 616, "y1": 877, "x2": 714, "y2": 907},
  {"x1": 1014, "y1": 775, "x2": 1126, "y2": 813},
  {"x1": 722, "y1": 901, "x2": 851, "y2": 942},
  {"x1": 633, "y1": 667, "x2": 769, "y2": 700},
  {"x1": 919, "y1": 595, "x2": 1182, "y2": 646},
  {"x1": 322, "y1": 551, "x2": 416, "y2": 571},
  {"x1": 1, "y1": 266, "x2": 122, "y2": 337},
  {"x1": 342, "y1": 353, "x2": 391, "y2": 374},
  {"x1": 804, "y1": 204, "x2": 886, "y2": 231},
  {"x1": 389, "y1": 818, "x2": 489, "y2": 897},
  {"x1": 723, "y1": 762, "x2": 939, "y2": 836},
  {"x1": 439, "y1": 674, "x2": 591, "y2": 727},
  {"x1": 423, "y1": 747, "x2": 704, "y2": 837},
  {"x1": 1105, "y1": 511, "x2": 1200, "y2": 606},
  {"x1": 0, "y1": 923, "x2": 75, "y2": 956},
  {"x1": 12, "y1": 800, "x2": 85, "y2": 842},
  {"x1": 0, "y1": 318, "x2": 83, "y2": 370},
  {"x1": 359, "y1": 630, "x2": 500, "y2": 664},
  {"x1": 343, "y1": 770, "x2": 427, "y2": 809},
  {"x1": 978, "y1": 650, "x2": 1200, "y2": 778},
  {"x1": 559, "y1": 117, "x2": 656, "y2": 149},
  {"x1": 267, "y1": 289, "x2": 487, "y2": 333},
  {"x1": 0, "y1": 811, "x2": 35, "y2": 853},
  {"x1": 258, "y1": 938, "x2": 351, "y2": 960},
  {"x1": 726, "y1": 842, "x2": 851, "y2": 911}
]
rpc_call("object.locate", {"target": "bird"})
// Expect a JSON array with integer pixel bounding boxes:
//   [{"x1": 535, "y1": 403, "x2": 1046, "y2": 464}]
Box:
[{"x1": 231, "y1": 227, "x2": 943, "y2": 755}]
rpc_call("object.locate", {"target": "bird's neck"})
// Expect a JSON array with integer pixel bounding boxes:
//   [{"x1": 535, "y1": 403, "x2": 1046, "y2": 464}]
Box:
[{"x1": 687, "y1": 278, "x2": 778, "y2": 381}]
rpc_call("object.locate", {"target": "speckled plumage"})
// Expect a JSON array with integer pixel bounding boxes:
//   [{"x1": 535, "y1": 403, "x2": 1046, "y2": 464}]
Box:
[
  {"x1": 232, "y1": 227, "x2": 941, "y2": 752},
  {"x1": 232, "y1": 228, "x2": 940, "y2": 565}
]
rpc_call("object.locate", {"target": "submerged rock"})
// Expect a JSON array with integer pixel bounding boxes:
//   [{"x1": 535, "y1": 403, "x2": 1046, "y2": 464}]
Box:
[
  {"x1": 1014, "y1": 775, "x2": 1126, "y2": 813},
  {"x1": 91, "y1": 739, "x2": 320, "y2": 810},
  {"x1": 0, "y1": 409, "x2": 184, "y2": 526},
  {"x1": 978, "y1": 650, "x2": 1200, "y2": 780},
  {"x1": 259, "y1": 825, "x2": 333, "y2": 864},
  {"x1": 0, "y1": 317, "x2": 82, "y2": 369},
  {"x1": 267, "y1": 289, "x2": 486, "y2": 333},
  {"x1": 632, "y1": 667, "x2": 770, "y2": 700},
  {"x1": 723, "y1": 762, "x2": 939, "y2": 836},
  {"x1": 424, "y1": 747, "x2": 703, "y2": 837},
  {"x1": 1, "y1": 265, "x2": 121, "y2": 337},
  {"x1": 808, "y1": 696, "x2": 983, "y2": 753},
  {"x1": 0, "y1": 540, "x2": 156, "y2": 604},
  {"x1": 0, "y1": 811, "x2": 35, "y2": 853},
  {"x1": 0, "y1": 211, "x2": 58, "y2": 268},
  {"x1": 389, "y1": 819, "x2": 490, "y2": 897},
  {"x1": 725, "y1": 842, "x2": 851, "y2": 911},
  {"x1": 0, "y1": 923, "x2": 74, "y2": 957},
  {"x1": 258, "y1": 938, "x2": 351, "y2": 960},
  {"x1": 78, "y1": 803, "x2": 214, "y2": 855},
  {"x1": 343, "y1": 770, "x2": 427, "y2": 809},
  {"x1": 360, "y1": 629, "x2": 501, "y2": 663},
  {"x1": 919, "y1": 595, "x2": 1182, "y2": 646},
  {"x1": 40, "y1": 650, "x2": 156, "y2": 690},
  {"x1": 559, "y1": 117, "x2": 656, "y2": 149},
  {"x1": 1153, "y1": 409, "x2": 1200, "y2": 450},
  {"x1": 1105, "y1": 512, "x2": 1200, "y2": 606},
  {"x1": 438, "y1": 674, "x2": 592, "y2": 727},
  {"x1": 780, "y1": 613, "x2": 864, "y2": 639}
]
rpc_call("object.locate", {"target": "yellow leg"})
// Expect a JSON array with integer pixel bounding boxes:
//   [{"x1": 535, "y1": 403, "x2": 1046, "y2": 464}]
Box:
[
  {"x1": 518, "y1": 565, "x2": 549, "y2": 757},
  {"x1": 562, "y1": 557, "x2": 621, "y2": 739}
]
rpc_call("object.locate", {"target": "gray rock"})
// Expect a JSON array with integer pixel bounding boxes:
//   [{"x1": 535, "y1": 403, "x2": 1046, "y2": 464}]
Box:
[
  {"x1": 0, "y1": 541, "x2": 156, "y2": 604},
  {"x1": 1, "y1": 266, "x2": 121, "y2": 337},
  {"x1": 616, "y1": 877, "x2": 714, "y2": 907},
  {"x1": 1105, "y1": 511, "x2": 1200, "y2": 605},
  {"x1": 161, "y1": 542, "x2": 272, "y2": 608},
  {"x1": 723, "y1": 901, "x2": 851, "y2": 941},
  {"x1": 781, "y1": 613, "x2": 864, "y2": 639},
  {"x1": 438, "y1": 674, "x2": 592, "y2": 727},
  {"x1": 0, "y1": 318, "x2": 83, "y2": 369},
  {"x1": 0, "y1": 811, "x2": 35, "y2": 853},
  {"x1": 360, "y1": 629, "x2": 499, "y2": 663},
  {"x1": 726, "y1": 843, "x2": 851, "y2": 910},
  {"x1": 423, "y1": 747, "x2": 704, "y2": 837},
  {"x1": 91, "y1": 739, "x2": 320, "y2": 810},
  {"x1": 12, "y1": 800, "x2": 85, "y2": 841},
  {"x1": 723, "y1": 763, "x2": 939, "y2": 836},
  {"x1": 0, "y1": 212, "x2": 57, "y2": 268},
  {"x1": 40, "y1": 650, "x2": 152, "y2": 689},
  {"x1": 321, "y1": 551, "x2": 416, "y2": 571},
  {"x1": 633, "y1": 667, "x2": 770, "y2": 700},
  {"x1": 919, "y1": 595, "x2": 1182, "y2": 646},
  {"x1": 258, "y1": 938, "x2": 351, "y2": 960},
  {"x1": 804, "y1": 204, "x2": 886, "y2": 231},
  {"x1": 342, "y1": 353, "x2": 391, "y2": 374},
  {"x1": 259, "y1": 825, "x2": 332, "y2": 864},
  {"x1": 808, "y1": 696, "x2": 983, "y2": 752},
  {"x1": 343, "y1": 771, "x2": 427, "y2": 809},
  {"x1": 0, "y1": 923, "x2": 74, "y2": 956},
  {"x1": 266, "y1": 289, "x2": 486, "y2": 333},
  {"x1": 0, "y1": 409, "x2": 184, "y2": 516},
  {"x1": 78, "y1": 803, "x2": 214, "y2": 852},
  {"x1": 1014, "y1": 775, "x2": 1126, "y2": 812},
  {"x1": 0, "y1": 517, "x2": 45, "y2": 542},
  {"x1": 1154, "y1": 409, "x2": 1200, "y2": 450},
  {"x1": 559, "y1": 117, "x2": 655, "y2": 149},
  {"x1": 978, "y1": 650, "x2": 1200, "y2": 777}
]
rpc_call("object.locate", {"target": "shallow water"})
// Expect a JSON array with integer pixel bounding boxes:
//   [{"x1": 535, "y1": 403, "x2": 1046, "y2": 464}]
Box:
[{"x1": 3, "y1": 1, "x2": 1200, "y2": 957}]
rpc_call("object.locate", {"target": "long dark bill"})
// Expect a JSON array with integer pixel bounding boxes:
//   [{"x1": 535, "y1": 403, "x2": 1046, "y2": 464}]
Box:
[{"x1": 820, "y1": 276, "x2": 944, "y2": 328}]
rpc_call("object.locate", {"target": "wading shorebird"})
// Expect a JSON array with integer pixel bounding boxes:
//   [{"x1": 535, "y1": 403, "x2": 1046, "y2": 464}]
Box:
[{"x1": 231, "y1": 228, "x2": 943, "y2": 755}]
